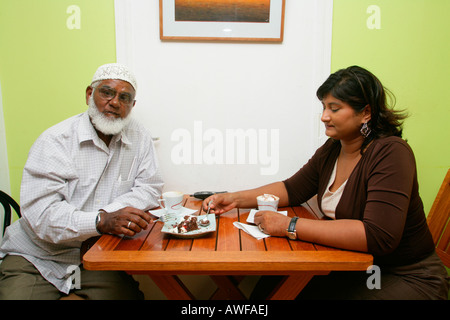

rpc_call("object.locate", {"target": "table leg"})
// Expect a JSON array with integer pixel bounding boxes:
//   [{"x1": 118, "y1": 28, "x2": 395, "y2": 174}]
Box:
[
  {"x1": 209, "y1": 276, "x2": 246, "y2": 300},
  {"x1": 149, "y1": 275, "x2": 195, "y2": 300},
  {"x1": 267, "y1": 273, "x2": 316, "y2": 300}
]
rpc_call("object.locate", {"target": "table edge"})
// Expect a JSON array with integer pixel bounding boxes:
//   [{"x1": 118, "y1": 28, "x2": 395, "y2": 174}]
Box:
[{"x1": 83, "y1": 249, "x2": 373, "y2": 273}]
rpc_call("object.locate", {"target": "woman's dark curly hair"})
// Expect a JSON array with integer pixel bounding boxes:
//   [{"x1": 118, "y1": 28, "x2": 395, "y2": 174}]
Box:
[{"x1": 316, "y1": 66, "x2": 407, "y2": 152}]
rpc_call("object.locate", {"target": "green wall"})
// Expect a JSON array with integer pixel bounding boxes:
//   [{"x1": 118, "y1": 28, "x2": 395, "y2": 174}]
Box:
[
  {"x1": 0, "y1": 0, "x2": 116, "y2": 201},
  {"x1": 1, "y1": 0, "x2": 448, "y2": 214}
]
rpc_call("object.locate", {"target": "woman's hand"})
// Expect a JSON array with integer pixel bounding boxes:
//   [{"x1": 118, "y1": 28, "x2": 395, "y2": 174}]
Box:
[
  {"x1": 203, "y1": 193, "x2": 238, "y2": 214},
  {"x1": 202, "y1": 182, "x2": 289, "y2": 215},
  {"x1": 253, "y1": 211, "x2": 291, "y2": 237}
]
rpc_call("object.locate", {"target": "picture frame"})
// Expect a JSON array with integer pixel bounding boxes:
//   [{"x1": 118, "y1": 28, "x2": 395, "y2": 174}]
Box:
[{"x1": 159, "y1": 0, "x2": 286, "y2": 42}]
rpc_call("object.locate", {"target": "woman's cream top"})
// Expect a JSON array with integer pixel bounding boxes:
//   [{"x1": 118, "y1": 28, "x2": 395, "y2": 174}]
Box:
[{"x1": 321, "y1": 159, "x2": 347, "y2": 219}]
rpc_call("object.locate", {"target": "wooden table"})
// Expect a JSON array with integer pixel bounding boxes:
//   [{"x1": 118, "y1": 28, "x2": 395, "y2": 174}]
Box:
[{"x1": 83, "y1": 196, "x2": 373, "y2": 300}]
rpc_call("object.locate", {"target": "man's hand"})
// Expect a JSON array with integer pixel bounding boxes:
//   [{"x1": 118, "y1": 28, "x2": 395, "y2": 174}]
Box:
[{"x1": 97, "y1": 207, "x2": 151, "y2": 237}]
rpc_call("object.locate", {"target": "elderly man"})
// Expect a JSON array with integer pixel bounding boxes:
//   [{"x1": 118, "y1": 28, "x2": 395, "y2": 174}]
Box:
[{"x1": 0, "y1": 63, "x2": 164, "y2": 299}]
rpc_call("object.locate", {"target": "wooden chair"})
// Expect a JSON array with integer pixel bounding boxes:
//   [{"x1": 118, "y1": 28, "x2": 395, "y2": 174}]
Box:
[
  {"x1": 426, "y1": 168, "x2": 450, "y2": 267},
  {"x1": 0, "y1": 190, "x2": 21, "y2": 235},
  {"x1": 0, "y1": 190, "x2": 83, "y2": 300}
]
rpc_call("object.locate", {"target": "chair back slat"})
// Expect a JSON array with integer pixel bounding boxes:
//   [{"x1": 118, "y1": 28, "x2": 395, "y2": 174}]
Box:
[
  {"x1": 426, "y1": 169, "x2": 450, "y2": 267},
  {"x1": 437, "y1": 220, "x2": 450, "y2": 253}
]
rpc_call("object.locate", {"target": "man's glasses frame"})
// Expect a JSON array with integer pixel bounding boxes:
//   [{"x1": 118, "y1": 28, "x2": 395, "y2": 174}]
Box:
[{"x1": 96, "y1": 85, "x2": 134, "y2": 105}]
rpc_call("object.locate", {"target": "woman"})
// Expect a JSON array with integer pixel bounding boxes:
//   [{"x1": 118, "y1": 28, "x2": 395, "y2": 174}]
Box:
[{"x1": 204, "y1": 66, "x2": 449, "y2": 299}]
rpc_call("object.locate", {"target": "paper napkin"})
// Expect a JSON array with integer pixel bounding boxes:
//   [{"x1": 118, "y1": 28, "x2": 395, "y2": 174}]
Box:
[{"x1": 233, "y1": 222, "x2": 270, "y2": 240}]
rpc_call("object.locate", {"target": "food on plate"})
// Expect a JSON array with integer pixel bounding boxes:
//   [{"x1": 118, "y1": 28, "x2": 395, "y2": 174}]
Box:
[
  {"x1": 176, "y1": 215, "x2": 199, "y2": 233},
  {"x1": 199, "y1": 217, "x2": 210, "y2": 227}
]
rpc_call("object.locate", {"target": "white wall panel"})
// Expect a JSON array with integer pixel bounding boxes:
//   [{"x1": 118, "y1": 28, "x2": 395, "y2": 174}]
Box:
[{"x1": 114, "y1": 0, "x2": 333, "y2": 194}]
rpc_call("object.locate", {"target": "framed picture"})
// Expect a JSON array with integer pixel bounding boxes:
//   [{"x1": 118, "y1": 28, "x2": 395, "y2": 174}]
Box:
[{"x1": 159, "y1": 0, "x2": 286, "y2": 42}]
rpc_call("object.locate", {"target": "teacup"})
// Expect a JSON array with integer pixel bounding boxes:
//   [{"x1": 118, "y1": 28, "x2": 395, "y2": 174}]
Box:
[
  {"x1": 158, "y1": 191, "x2": 184, "y2": 213},
  {"x1": 257, "y1": 194, "x2": 279, "y2": 212}
]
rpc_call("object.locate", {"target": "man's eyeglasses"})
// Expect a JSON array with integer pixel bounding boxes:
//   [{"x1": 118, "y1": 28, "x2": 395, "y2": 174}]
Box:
[{"x1": 97, "y1": 86, "x2": 134, "y2": 105}]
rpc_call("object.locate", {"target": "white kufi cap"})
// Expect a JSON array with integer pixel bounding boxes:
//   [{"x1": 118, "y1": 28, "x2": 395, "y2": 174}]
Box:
[{"x1": 92, "y1": 63, "x2": 137, "y2": 90}]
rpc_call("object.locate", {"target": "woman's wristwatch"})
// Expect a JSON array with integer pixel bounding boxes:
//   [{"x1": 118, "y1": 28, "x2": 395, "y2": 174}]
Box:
[{"x1": 286, "y1": 217, "x2": 299, "y2": 240}]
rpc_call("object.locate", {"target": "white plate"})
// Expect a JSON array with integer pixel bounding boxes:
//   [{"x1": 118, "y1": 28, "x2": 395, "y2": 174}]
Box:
[
  {"x1": 246, "y1": 209, "x2": 288, "y2": 224},
  {"x1": 161, "y1": 214, "x2": 216, "y2": 239}
]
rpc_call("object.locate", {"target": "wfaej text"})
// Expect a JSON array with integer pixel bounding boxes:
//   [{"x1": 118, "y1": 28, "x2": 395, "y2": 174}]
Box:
[{"x1": 181, "y1": 304, "x2": 268, "y2": 317}]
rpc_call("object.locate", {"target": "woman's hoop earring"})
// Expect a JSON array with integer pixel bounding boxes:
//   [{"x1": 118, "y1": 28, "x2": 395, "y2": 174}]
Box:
[{"x1": 360, "y1": 122, "x2": 371, "y2": 138}]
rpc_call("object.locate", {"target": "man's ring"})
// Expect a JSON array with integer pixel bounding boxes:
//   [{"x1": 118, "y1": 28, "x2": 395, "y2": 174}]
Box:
[{"x1": 127, "y1": 221, "x2": 132, "y2": 229}]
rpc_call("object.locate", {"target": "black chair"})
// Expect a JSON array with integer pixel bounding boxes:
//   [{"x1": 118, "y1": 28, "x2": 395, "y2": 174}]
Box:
[{"x1": 0, "y1": 190, "x2": 21, "y2": 235}]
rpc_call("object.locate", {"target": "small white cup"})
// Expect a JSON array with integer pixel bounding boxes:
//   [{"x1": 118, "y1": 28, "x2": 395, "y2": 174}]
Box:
[
  {"x1": 158, "y1": 191, "x2": 184, "y2": 213},
  {"x1": 257, "y1": 194, "x2": 279, "y2": 212}
]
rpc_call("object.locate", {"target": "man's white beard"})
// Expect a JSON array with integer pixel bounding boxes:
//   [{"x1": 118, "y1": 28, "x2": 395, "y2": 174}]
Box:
[{"x1": 87, "y1": 95, "x2": 131, "y2": 135}]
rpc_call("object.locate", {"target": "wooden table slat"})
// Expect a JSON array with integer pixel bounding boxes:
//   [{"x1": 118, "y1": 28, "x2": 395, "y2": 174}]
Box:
[
  {"x1": 215, "y1": 209, "x2": 241, "y2": 251},
  {"x1": 115, "y1": 226, "x2": 152, "y2": 251},
  {"x1": 140, "y1": 221, "x2": 168, "y2": 251}
]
